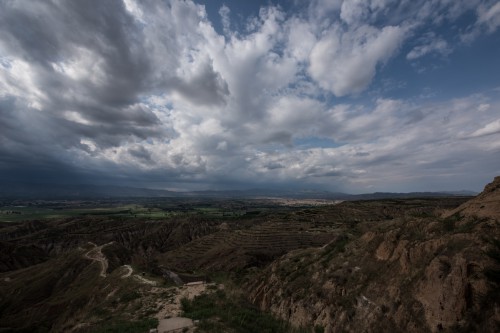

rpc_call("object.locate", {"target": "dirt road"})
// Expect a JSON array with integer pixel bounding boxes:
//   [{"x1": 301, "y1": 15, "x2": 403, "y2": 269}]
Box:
[
  {"x1": 120, "y1": 264, "x2": 158, "y2": 285},
  {"x1": 157, "y1": 317, "x2": 194, "y2": 332},
  {"x1": 154, "y1": 283, "x2": 210, "y2": 333},
  {"x1": 83, "y1": 242, "x2": 113, "y2": 277},
  {"x1": 121, "y1": 265, "x2": 133, "y2": 278}
]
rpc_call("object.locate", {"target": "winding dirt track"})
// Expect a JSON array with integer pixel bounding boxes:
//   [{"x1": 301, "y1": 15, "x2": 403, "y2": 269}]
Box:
[
  {"x1": 120, "y1": 264, "x2": 158, "y2": 285},
  {"x1": 133, "y1": 274, "x2": 157, "y2": 285},
  {"x1": 121, "y1": 264, "x2": 133, "y2": 278},
  {"x1": 83, "y1": 242, "x2": 114, "y2": 277}
]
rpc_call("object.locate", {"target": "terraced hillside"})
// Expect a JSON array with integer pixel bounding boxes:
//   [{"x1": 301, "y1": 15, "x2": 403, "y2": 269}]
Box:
[
  {"x1": 158, "y1": 220, "x2": 338, "y2": 272},
  {"x1": 159, "y1": 197, "x2": 471, "y2": 273}
]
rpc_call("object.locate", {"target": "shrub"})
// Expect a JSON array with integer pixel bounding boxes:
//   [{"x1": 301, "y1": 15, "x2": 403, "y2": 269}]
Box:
[
  {"x1": 120, "y1": 291, "x2": 140, "y2": 303},
  {"x1": 181, "y1": 290, "x2": 299, "y2": 332},
  {"x1": 88, "y1": 318, "x2": 158, "y2": 333},
  {"x1": 314, "y1": 325, "x2": 325, "y2": 333},
  {"x1": 485, "y1": 238, "x2": 500, "y2": 286},
  {"x1": 442, "y1": 213, "x2": 460, "y2": 232}
]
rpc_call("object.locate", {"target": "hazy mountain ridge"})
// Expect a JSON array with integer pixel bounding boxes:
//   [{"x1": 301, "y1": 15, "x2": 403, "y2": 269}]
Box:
[
  {"x1": 0, "y1": 182, "x2": 477, "y2": 199},
  {"x1": 0, "y1": 183, "x2": 177, "y2": 199}
]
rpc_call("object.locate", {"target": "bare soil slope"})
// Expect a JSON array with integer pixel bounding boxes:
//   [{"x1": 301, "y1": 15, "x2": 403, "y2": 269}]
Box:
[{"x1": 444, "y1": 176, "x2": 500, "y2": 219}]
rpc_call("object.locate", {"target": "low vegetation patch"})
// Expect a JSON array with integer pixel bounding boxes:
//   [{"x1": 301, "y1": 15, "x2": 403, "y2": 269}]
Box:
[
  {"x1": 181, "y1": 290, "x2": 308, "y2": 333},
  {"x1": 442, "y1": 213, "x2": 460, "y2": 232},
  {"x1": 120, "y1": 291, "x2": 141, "y2": 303},
  {"x1": 86, "y1": 318, "x2": 158, "y2": 333}
]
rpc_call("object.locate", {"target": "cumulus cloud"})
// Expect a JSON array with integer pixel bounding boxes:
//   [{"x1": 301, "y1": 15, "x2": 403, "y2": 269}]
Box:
[
  {"x1": 309, "y1": 24, "x2": 407, "y2": 96},
  {"x1": 0, "y1": 0, "x2": 499, "y2": 192}
]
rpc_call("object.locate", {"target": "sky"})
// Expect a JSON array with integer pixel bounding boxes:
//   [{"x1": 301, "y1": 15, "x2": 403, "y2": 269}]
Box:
[{"x1": 0, "y1": 0, "x2": 500, "y2": 193}]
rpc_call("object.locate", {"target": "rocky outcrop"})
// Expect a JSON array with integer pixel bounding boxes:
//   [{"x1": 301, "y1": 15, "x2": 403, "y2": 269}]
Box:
[
  {"x1": 249, "y1": 229, "x2": 498, "y2": 332},
  {"x1": 247, "y1": 177, "x2": 500, "y2": 332}
]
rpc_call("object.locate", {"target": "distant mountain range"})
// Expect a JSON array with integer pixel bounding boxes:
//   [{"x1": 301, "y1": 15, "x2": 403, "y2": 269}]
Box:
[
  {"x1": 0, "y1": 183, "x2": 176, "y2": 199},
  {"x1": 183, "y1": 189, "x2": 478, "y2": 200},
  {"x1": 0, "y1": 182, "x2": 477, "y2": 200}
]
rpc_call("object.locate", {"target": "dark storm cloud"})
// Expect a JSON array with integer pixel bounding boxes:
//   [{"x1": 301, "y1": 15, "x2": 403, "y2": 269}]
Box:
[
  {"x1": 0, "y1": 0, "x2": 229, "y2": 184},
  {"x1": 128, "y1": 146, "x2": 153, "y2": 163},
  {"x1": 263, "y1": 162, "x2": 285, "y2": 170},
  {"x1": 0, "y1": 2, "x2": 63, "y2": 66},
  {"x1": 0, "y1": 0, "x2": 149, "y2": 100},
  {"x1": 304, "y1": 166, "x2": 343, "y2": 178},
  {"x1": 0, "y1": 0, "x2": 224, "y2": 116},
  {"x1": 263, "y1": 131, "x2": 293, "y2": 146},
  {"x1": 174, "y1": 62, "x2": 229, "y2": 106},
  {"x1": 0, "y1": 0, "x2": 156, "y2": 126}
]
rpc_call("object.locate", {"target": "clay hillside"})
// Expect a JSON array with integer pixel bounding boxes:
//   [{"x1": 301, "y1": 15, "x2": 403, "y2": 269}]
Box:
[{"x1": 443, "y1": 176, "x2": 500, "y2": 219}]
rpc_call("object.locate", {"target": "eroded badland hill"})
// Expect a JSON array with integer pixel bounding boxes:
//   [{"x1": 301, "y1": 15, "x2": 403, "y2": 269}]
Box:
[
  {"x1": 0, "y1": 178, "x2": 499, "y2": 332},
  {"x1": 248, "y1": 178, "x2": 500, "y2": 332}
]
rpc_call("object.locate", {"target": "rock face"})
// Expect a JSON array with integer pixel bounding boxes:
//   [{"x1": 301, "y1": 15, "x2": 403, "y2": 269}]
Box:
[
  {"x1": 415, "y1": 253, "x2": 478, "y2": 331},
  {"x1": 247, "y1": 177, "x2": 500, "y2": 332}
]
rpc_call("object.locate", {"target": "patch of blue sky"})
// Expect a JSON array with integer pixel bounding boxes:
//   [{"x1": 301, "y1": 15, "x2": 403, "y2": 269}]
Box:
[
  {"x1": 201, "y1": 0, "x2": 299, "y2": 35},
  {"x1": 198, "y1": 0, "x2": 273, "y2": 35},
  {"x1": 0, "y1": 56, "x2": 12, "y2": 69},
  {"x1": 370, "y1": 30, "x2": 500, "y2": 103}
]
